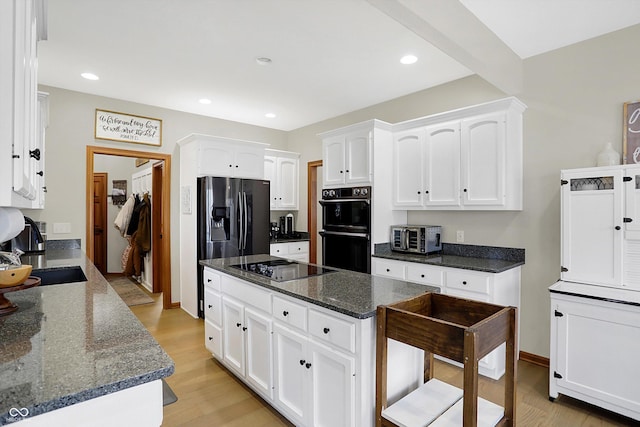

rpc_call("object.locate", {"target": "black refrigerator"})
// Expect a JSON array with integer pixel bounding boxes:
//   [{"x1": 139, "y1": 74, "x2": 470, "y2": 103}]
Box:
[{"x1": 197, "y1": 176, "x2": 270, "y2": 317}]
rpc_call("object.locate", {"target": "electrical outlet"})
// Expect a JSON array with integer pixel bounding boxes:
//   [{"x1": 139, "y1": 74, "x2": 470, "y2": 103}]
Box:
[
  {"x1": 53, "y1": 223, "x2": 71, "y2": 234},
  {"x1": 456, "y1": 230, "x2": 464, "y2": 243}
]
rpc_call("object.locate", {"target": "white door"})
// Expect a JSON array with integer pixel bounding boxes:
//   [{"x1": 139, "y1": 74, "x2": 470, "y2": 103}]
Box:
[
  {"x1": 345, "y1": 130, "x2": 371, "y2": 184},
  {"x1": 245, "y1": 307, "x2": 273, "y2": 399},
  {"x1": 222, "y1": 297, "x2": 245, "y2": 376},
  {"x1": 461, "y1": 113, "x2": 506, "y2": 207},
  {"x1": 424, "y1": 121, "x2": 461, "y2": 207},
  {"x1": 277, "y1": 157, "x2": 298, "y2": 209},
  {"x1": 199, "y1": 144, "x2": 235, "y2": 176},
  {"x1": 308, "y1": 341, "x2": 355, "y2": 427},
  {"x1": 552, "y1": 299, "x2": 640, "y2": 414},
  {"x1": 393, "y1": 128, "x2": 424, "y2": 207},
  {"x1": 273, "y1": 323, "x2": 308, "y2": 426},
  {"x1": 323, "y1": 136, "x2": 346, "y2": 186},
  {"x1": 264, "y1": 155, "x2": 277, "y2": 209},
  {"x1": 561, "y1": 169, "x2": 624, "y2": 287},
  {"x1": 235, "y1": 145, "x2": 266, "y2": 179},
  {"x1": 624, "y1": 166, "x2": 640, "y2": 234}
]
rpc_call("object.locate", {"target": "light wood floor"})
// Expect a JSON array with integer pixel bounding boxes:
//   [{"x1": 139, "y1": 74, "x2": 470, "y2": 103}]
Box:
[{"x1": 130, "y1": 292, "x2": 636, "y2": 427}]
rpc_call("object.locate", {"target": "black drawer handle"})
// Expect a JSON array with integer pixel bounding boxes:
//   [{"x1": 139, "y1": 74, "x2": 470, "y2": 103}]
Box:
[
  {"x1": 323, "y1": 327, "x2": 330, "y2": 334},
  {"x1": 283, "y1": 310, "x2": 289, "y2": 317},
  {"x1": 236, "y1": 323, "x2": 242, "y2": 327}
]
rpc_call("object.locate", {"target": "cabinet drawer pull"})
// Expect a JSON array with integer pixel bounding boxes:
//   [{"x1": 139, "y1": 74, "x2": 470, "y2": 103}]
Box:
[
  {"x1": 615, "y1": 226, "x2": 621, "y2": 230},
  {"x1": 208, "y1": 304, "x2": 212, "y2": 309},
  {"x1": 207, "y1": 278, "x2": 212, "y2": 282},
  {"x1": 37, "y1": 171, "x2": 43, "y2": 176},
  {"x1": 282, "y1": 310, "x2": 289, "y2": 317},
  {"x1": 323, "y1": 327, "x2": 330, "y2": 334},
  {"x1": 30, "y1": 148, "x2": 41, "y2": 160},
  {"x1": 236, "y1": 323, "x2": 242, "y2": 327},
  {"x1": 242, "y1": 326, "x2": 247, "y2": 331},
  {"x1": 299, "y1": 359, "x2": 305, "y2": 365},
  {"x1": 305, "y1": 362, "x2": 312, "y2": 369},
  {"x1": 421, "y1": 274, "x2": 425, "y2": 278},
  {"x1": 462, "y1": 281, "x2": 467, "y2": 285},
  {"x1": 386, "y1": 268, "x2": 390, "y2": 272}
]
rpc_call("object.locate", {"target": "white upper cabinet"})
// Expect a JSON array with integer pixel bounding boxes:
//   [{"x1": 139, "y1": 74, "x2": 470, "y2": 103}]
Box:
[
  {"x1": 392, "y1": 97, "x2": 526, "y2": 210},
  {"x1": 321, "y1": 126, "x2": 372, "y2": 187},
  {"x1": 560, "y1": 165, "x2": 640, "y2": 290},
  {"x1": 0, "y1": 0, "x2": 47, "y2": 208},
  {"x1": 178, "y1": 134, "x2": 269, "y2": 180},
  {"x1": 265, "y1": 149, "x2": 299, "y2": 210}
]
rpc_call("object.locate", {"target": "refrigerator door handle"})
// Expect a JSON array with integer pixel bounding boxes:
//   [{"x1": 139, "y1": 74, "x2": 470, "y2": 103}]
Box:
[
  {"x1": 238, "y1": 192, "x2": 243, "y2": 250},
  {"x1": 243, "y1": 192, "x2": 248, "y2": 250}
]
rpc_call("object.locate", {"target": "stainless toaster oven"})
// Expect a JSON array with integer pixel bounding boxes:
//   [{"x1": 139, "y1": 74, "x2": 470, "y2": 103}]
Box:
[{"x1": 390, "y1": 225, "x2": 442, "y2": 254}]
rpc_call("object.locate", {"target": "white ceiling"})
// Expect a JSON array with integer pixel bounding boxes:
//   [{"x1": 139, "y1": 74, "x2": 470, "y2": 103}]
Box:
[{"x1": 38, "y1": 0, "x2": 640, "y2": 131}]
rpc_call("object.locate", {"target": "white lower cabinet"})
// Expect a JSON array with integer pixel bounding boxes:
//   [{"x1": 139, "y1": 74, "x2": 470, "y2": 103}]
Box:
[
  {"x1": 204, "y1": 267, "x2": 375, "y2": 427},
  {"x1": 371, "y1": 256, "x2": 521, "y2": 380},
  {"x1": 270, "y1": 241, "x2": 310, "y2": 263},
  {"x1": 549, "y1": 282, "x2": 640, "y2": 421}
]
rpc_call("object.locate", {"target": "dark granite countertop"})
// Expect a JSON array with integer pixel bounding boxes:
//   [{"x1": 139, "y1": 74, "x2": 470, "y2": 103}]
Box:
[
  {"x1": 200, "y1": 254, "x2": 438, "y2": 319},
  {"x1": 0, "y1": 249, "x2": 174, "y2": 425},
  {"x1": 270, "y1": 231, "x2": 310, "y2": 244},
  {"x1": 373, "y1": 243, "x2": 525, "y2": 274}
]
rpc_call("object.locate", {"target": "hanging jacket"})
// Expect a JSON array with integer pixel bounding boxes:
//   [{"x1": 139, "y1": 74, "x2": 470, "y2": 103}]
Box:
[{"x1": 136, "y1": 193, "x2": 152, "y2": 254}]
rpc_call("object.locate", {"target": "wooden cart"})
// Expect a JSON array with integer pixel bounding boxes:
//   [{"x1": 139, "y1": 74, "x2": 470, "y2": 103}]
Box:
[{"x1": 375, "y1": 293, "x2": 517, "y2": 427}]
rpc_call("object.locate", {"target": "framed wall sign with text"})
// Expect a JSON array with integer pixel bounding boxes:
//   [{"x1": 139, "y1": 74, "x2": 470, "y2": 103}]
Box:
[
  {"x1": 95, "y1": 109, "x2": 162, "y2": 146},
  {"x1": 624, "y1": 101, "x2": 640, "y2": 164}
]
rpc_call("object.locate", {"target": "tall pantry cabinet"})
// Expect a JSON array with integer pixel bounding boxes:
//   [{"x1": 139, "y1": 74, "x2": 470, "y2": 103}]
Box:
[{"x1": 549, "y1": 165, "x2": 640, "y2": 422}]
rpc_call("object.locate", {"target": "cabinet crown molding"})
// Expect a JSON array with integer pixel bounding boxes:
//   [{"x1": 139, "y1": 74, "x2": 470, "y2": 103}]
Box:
[
  {"x1": 177, "y1": 133, "x2": 270, "y2": 149},
  {"x1": 317, "y1": 119, "x2": 392, "y2": 139}
]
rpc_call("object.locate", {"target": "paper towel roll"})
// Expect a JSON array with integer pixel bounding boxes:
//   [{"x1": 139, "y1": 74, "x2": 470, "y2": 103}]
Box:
[{"x1": 0, "y1": 208, "x2": 25, "y2": 244}]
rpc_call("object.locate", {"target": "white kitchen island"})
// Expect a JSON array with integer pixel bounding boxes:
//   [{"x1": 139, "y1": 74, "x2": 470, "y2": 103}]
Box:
[{"x1": 200, "y1": 255, "x2": 439, "y2": 427}]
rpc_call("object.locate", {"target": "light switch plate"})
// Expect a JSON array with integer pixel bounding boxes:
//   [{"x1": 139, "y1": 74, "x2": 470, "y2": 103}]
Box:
[{"x1": 456, "y1": 230, "x2": 464, "y2": 243}]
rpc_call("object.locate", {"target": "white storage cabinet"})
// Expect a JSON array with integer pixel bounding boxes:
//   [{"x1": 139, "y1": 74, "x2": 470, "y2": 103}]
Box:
[
  {"x1": 0, "y1": 0, "x2": 47, "y2": 208},
  {"x1": 392, "y1": 97, "x2": 526, "y2": 211},
  {"x1": 270, "y1": 241, "x2": 309, "y2": 263},
  {"x1": 264, "y1": 149, "x2": 300, "y2": 210},
  {"x1": 560, "y1": 165, "x2": 640, "y2": 290},
  {"x1": 320, "y1": 124, "x2": 373, "y2": 187},
  {"x1": 549, "y1": 281, "x2": 640, "y2": 421}
]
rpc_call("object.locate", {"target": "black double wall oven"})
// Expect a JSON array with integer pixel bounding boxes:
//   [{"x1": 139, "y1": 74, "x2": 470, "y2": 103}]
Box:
[{"x1": 319, "y1": 186, "x2": 371, "y2": 273}]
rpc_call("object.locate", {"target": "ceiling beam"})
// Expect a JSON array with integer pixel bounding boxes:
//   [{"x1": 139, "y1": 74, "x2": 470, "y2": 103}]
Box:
[{"x1": 366, "y1": 0, "x2": 523, "y2": 94}]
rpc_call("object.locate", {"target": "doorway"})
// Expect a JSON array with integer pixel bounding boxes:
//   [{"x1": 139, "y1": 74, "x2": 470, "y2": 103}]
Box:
[
  {"x1": 86, "y1": 146, "x2": 175, "y2": 310},
  {"x1": 307, "y1": 160, "x2": 322, "y2": 264}
]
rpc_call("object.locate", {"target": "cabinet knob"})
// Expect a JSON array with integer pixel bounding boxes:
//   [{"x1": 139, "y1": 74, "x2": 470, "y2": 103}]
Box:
[
  {"x1": 463, "y1": 188, "x2": 468, "y2": 192},
  {"x1": 207, "y1": 279, "x2": 212, "y2": 282},
  {"x1": 386, "y1": 268, "x2": 390, "y2": 272},
  {"x1": 236, "y1": 323, "x2": 242, "y2": 327},
  {"x1": 242, "y1": 326, "x2": 247, "y2": 331},
  {"x1": 29, "y1": 148, "x2": 41, "y2": 160},
  {"x1": 425, "y1": 190, "x2": 429, "y2": 194},
  {"x1": 299, "y1": 359, "x2": 305, "y2": 365},
  {"x1": 283, "y1": 310, "x2": 289, "y2": 317},
  {"x1": 305, "y1": 362, "x2": 312, "y2": 369},
  {"x1": 37, "y1": 171, "x2": 43, "y2": 176},
  {"x1": 346, "y1": 169, "x2": 350, "y2": 173},
  {"x1": 462, "y1": 281, "x2": 467, "y2": 285},
  {"x1": 340, "y1": 170, "x2": 344, "y2": 174},
  {"x1": 229, "y1": 164, "x2": 233, "y2": 168},
  {"x1": 615, "y1": 226, "x2": 621, "y2": 230},
  {"x1": 417, "y1": 191, "x2": 421, "y2": 194},
  {"x1": 208, "y1": 304, "x2": 212, "y2": 308},
  {"x1": 323, "y1": 327, "x2": 330, "y2": 334},
  {"x1": 208, "y1": 336, "x2": 213, "y2": 341},
  {"x1": 42, "y1": 186, "x2": 47, "y2": 193},
  {"x1": 235, "y1": 165, "x2": 239, "y2": 168},
  {"x1": 421, "y1": 274, "x2": 425, "y2": 278}
]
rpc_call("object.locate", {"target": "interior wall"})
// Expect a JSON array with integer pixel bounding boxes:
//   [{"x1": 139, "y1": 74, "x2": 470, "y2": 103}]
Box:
[
  {"x1": 25, "y1": 86, "x2": 288, "y2": 304},
  {"x1": 286, "y1": 24, "x2": 640, "y2": 358}
]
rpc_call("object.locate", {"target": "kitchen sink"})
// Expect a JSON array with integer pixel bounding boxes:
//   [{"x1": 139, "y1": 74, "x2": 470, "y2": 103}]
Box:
[{"x1": 32, "y1": 266, "x2": 87, "y2": 285}]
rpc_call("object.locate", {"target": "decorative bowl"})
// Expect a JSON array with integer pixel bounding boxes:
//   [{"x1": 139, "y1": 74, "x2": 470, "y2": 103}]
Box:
[{"x1": 0, "y1": 265, "x2": 33, "y2": 287}]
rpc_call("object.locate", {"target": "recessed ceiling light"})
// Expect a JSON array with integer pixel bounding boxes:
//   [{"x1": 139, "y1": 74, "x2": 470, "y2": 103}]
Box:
[
  {"x1": 265, "y1": 113, "x2": 276, "y2": 118},
  {"x1": 199, "y1": 98, "x2": 212, "y2": 105},
  {"x1": 81, "y1": 72, "x2": 99, "y2": 80},
  {"x1": 400, "y1": 55, "x2": 418, "y2": 65},
  {"x1": 256, "y1": 57, "x2": 272, "y2": 65}
]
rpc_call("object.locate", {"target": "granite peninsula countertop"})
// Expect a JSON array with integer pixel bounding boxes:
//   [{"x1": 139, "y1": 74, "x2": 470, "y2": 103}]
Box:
[
  {"x1": 200, "y1": 254, "x2": 438, "y2": 319},
  {"x1": 373, "y1": 243, "x2": 525, "y2": 273},
  {"x1": 0, "y1": 249, "x2": 174, "y2": 425}
]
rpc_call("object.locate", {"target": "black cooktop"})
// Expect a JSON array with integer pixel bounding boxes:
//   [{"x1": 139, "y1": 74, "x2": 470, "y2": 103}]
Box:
[{"x1": 230, "y1": 259, "x2": 336, "y2": 282}]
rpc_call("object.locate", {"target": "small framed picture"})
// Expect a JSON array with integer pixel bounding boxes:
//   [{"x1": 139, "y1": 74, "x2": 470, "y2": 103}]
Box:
[{"x1": 623, "y1": 101, "x2": 640, "y2": 164}]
